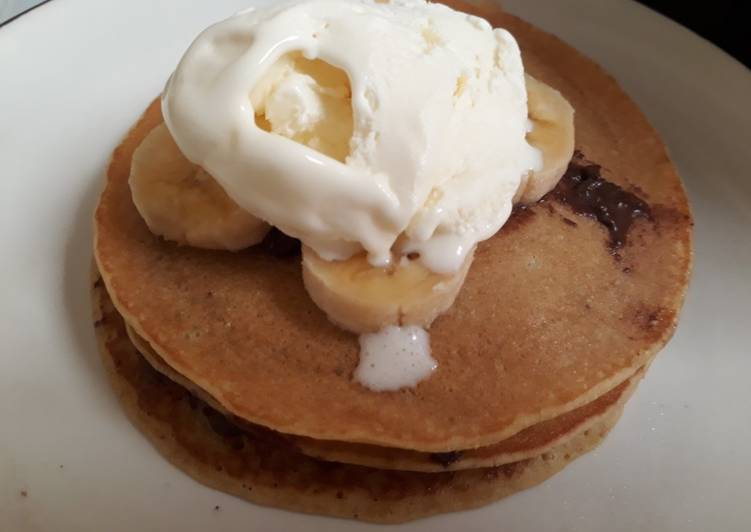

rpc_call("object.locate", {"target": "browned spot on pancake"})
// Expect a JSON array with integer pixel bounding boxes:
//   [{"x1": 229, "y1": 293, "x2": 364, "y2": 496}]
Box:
[
  {"x1": 501, "y1": 460, "x2": 527, "y2": 478},
  {"x1": 561, "y1": 217, "x2": 578, "y2": 227},
  {"x1": 651, "y1": 204, "x2": 695, "y2": 236},
  {"x1": 628, "y1": 184, "x2": 650, "y2": 200},
  {"x1": 630, "y1": 304, "x2": 675, "y2": 343},
  {"x1": 504, "y1": 204, "x2": 537, "y2": 231}
]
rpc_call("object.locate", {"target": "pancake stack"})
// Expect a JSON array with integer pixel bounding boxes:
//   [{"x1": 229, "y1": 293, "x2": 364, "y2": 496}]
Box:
[{"x1": 91, "y1": 1, "x2": 692, "y2": 523}]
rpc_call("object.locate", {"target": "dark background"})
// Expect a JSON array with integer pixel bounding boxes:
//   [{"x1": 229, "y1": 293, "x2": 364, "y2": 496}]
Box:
[
  {"x1": 2, "y1": 2, "x2": 748, "y2": 68},
  {"x1": 637, "y1": 0, "x2": 749, "y2": 67}
]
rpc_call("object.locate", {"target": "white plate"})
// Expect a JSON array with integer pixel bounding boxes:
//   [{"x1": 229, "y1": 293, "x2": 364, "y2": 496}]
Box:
[{"x1": 1, "y1": 1, "x2": 749, "y2": 530}]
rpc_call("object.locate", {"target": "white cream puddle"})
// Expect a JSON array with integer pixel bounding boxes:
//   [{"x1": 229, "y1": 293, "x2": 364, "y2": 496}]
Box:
[{"x1": 354, "y1": 325, "x2": 437, "y2": 392}]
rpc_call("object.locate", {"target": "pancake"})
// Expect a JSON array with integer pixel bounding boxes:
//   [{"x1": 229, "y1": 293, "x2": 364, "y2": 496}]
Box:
[
  {"x1": 93, "y1": 271, "x2": 623, "y2": 523},
  {"x1": 127, "y1": 322, "x2": 642, "y2": 472},
  {"x1": 93, "y1": 3, "x2": 692, "y2": 452},
  {"x1": 291, "y1": 371, "x2": 641, "y2": 472}
]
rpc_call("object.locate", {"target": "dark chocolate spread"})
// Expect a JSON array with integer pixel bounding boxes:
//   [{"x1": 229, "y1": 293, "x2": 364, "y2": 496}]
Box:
[
  {"x1": 261, "y1": 228, "x2": 301, "y2": 258},
  {"x1": 547, "y1": 152, "x2": 651, "y2": 249},
  {"x1": 429, "y1": 451, "x2": 464, "y2": 467},
  {"x1": 203, "y1": 406, "x2": 245, "y2": 438}
]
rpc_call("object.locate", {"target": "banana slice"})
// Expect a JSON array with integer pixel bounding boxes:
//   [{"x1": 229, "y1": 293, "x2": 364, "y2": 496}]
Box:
[
  {"x1": 302, "y1": 246, "x2": 474, "y2": 333},
  {"x1": 515, "y1": 74, "x2": 575, "y2": 204},
  {"x1": 129, "y1": 123, "x2": 270, "y2": 251}
]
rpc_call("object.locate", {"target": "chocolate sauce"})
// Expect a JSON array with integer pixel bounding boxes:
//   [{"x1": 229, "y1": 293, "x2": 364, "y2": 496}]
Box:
[
  {"x1": 429, "y1": 451, "x2": 464, "y2": 467},
  {"x1": 260, "y1": 228, "x2": 301, "y2": 258},
  {"x1": 202, "y1": 405, "x2": 245, "y2": 438},
  {"x1": 548, "y1": 152, "x2": 651, "y2": 249},
  {"x1": 504, "y1": 203, "x2": 536, "y2": 231}
]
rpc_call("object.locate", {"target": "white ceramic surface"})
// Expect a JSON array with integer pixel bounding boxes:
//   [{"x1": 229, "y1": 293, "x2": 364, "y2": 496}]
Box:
[
  {"x1": 1, "y1": 1, "x2": 749, "y2": 531},
  {"x1": 0, "y1": 0, "x2": 43, "y2": 23}
]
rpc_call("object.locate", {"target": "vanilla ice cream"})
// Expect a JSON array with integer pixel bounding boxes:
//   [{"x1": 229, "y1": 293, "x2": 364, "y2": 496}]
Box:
[{"x1": 162, "y1": 0, "x2": 540, "y2": 273}]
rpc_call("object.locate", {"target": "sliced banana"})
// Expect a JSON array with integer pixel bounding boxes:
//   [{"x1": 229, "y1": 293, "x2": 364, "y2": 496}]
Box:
[
  {"x1": 129, "y1": 123, "x2": 270, "y2": 251},
  {"x1": 515, "y1": 74, "x2": 575, "y2": 204},
  {"x1": 302, "y1": 246, "x2": 474, "y2": 333}
]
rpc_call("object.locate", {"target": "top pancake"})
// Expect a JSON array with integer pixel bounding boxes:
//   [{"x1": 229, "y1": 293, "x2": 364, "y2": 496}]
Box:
[{"x1": 93, "y1": 1, "x2": 692, "y2": 452}]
